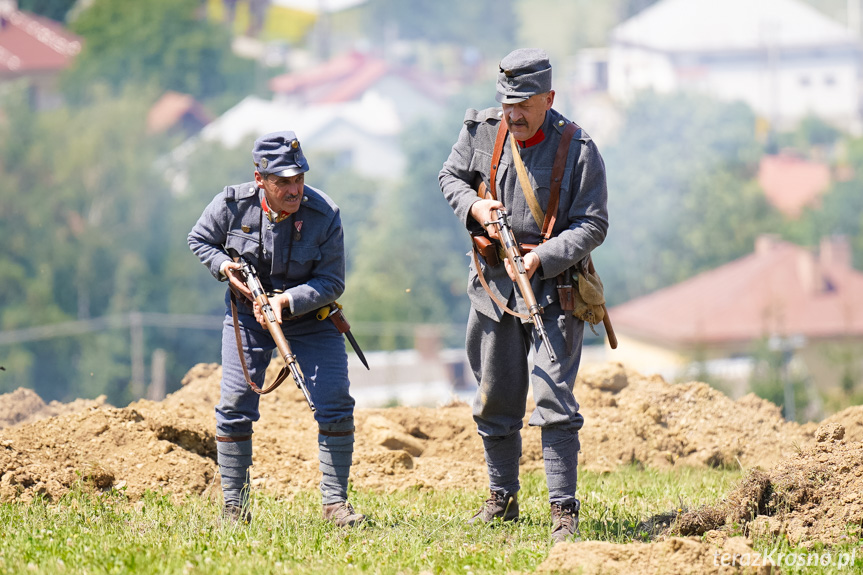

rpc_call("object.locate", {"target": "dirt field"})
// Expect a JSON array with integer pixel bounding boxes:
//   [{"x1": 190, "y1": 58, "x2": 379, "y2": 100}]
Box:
[{"x1": 2, "y1": 361, "x2": 861, "y2": 572}]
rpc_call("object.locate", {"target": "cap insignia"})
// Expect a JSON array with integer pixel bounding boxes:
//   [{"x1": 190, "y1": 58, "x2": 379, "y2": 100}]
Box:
[{"x1": 260, "y1": 157, "x2": 268, "y2": 169}]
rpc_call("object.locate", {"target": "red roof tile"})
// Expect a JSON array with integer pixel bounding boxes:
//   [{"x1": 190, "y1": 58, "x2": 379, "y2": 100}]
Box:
[
  {"x1": 147, "y1": 91, "x2": 212, "y2": 134},
  {"x1": 609, "y1": 236, "x2": 863, "y2": 345},
  {"x1": 758, "y1": 154, "x2": 831, "y2": 218},
  {"x1": 268, "y1": 51, "x2": 440, "y2": 105},
  {"x1": 0, "y1": 10, "x2": 81, "y2": 76},
  {"x1": 269, "y1": 51, "x2": 370, "y2": 96}
]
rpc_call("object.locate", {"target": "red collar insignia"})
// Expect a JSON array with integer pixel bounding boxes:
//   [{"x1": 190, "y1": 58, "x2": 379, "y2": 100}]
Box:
[{"x1": 518, "y1": 128, "x2": 545, "y2": 149}]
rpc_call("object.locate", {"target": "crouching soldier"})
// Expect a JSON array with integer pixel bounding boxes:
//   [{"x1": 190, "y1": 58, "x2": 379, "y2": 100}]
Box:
[{"x1": 188, "y1": 131, "x2": 364, "y2": 527}]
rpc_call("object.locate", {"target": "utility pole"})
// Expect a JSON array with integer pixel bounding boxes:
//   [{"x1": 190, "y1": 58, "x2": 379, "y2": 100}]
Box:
[{"x1": 130, "y1": 311, "x2": 145, "y2": 399}]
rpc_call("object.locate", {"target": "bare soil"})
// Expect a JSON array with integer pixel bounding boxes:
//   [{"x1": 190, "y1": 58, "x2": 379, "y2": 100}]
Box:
[
  {"x1": 537, "y1": 536, "x2": 774, "y2": 574},
  {"x1": 2, "y1": 360, "x2": 862, "y2": 559},
  {"x1": 673, "y1": 421, "x2": 863, "y2": 547}
]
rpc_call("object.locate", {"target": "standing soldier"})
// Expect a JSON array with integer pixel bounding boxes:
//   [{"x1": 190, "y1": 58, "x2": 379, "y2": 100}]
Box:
[
  {"x1": 189, "y1": 131, "x2": 364, "y2": 527},
  {"x1": 439, "y1": 49, "x2": 609, "y2": 543}
]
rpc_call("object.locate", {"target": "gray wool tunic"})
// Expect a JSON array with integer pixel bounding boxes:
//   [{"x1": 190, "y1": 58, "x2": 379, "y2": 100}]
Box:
[{"x1": 439, "y1": 106, "x2": 609, "y2": 321}]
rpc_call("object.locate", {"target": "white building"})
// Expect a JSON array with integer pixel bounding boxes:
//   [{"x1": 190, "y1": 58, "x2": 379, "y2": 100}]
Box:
[{"x1": 608, "y1": 0, "x2": 862, "y2": 131}]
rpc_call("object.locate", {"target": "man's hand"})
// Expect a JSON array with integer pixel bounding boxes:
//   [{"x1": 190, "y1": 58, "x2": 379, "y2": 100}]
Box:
[
  {"x1": 504, "y1": 252, "x2": 540, "y2": 281},
  {"x1": 470, "y1": 199, "x2": 505, "y2": 240},
  {"x1": 253, "y1": 294, "x2": 288, "y2": 326},
  {"x1": 223, "y1": 262, "x2": 253, "y2": 300}
]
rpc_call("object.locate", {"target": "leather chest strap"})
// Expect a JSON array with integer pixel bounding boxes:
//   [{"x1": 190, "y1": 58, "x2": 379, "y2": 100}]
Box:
[
  {"x1": 488, "y1": 119, "x2": 509, "y2": 201},
  {"x1": 542, "y1": 122, "x2": 578, "y2": 242}
]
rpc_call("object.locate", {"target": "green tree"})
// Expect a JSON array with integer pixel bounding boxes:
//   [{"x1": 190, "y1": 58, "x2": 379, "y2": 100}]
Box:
[
  {"x1": 18, "y1": 0, "x2": 77, "y2": 21},
  {"x1": 64, "y1": 0, "x2": 253, "y2": 103},
  {"x1": 363, "y1": 0, "x2": 516, "y2": 58},
  {"x1": 340, "y1": 97, "x2": 481, "y2": 350},
  {"x1": 783, "y1": 135, "x2": 863, "y2": 270},
  {"x1": 0, "y1": 86, "x2": 177, "y2": 403},
  {"x1": 599, "y1": 93, "x2": 782, "y2": 304}
]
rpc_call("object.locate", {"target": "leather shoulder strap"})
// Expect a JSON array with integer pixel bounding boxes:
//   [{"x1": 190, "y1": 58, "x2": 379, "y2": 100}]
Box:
[
  {"x1": 542, "y1": 122, "x2": 578, "y2": 242},
  {"x1": 487, "y1": 119, "x2": 508, "y2": 201}
]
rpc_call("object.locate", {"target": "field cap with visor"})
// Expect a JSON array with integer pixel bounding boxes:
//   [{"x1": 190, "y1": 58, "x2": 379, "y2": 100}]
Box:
[
  {"x1": 252, "y1": 131, "x2": 310, "y2": 177},
  {"x1": 495, "y1": 48, "x2": 552, "y2": 104}
]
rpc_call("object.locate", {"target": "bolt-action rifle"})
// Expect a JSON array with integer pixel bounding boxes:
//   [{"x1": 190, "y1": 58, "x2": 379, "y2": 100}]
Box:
[
  {"x1": 229, "y1": 252, "x2": 315, "y2": 411},
  {"x1": 484, "y1": 209, "x2": 557, "y2": 363}
]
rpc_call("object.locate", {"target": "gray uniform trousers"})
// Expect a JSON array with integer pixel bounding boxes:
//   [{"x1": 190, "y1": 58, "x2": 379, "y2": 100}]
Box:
[
  {"x1": 217, "y1": 305, "x2": 356, "y2": 508},
  {"x1": 467, "y1": 299, "x2": 583, "y2": 504}
]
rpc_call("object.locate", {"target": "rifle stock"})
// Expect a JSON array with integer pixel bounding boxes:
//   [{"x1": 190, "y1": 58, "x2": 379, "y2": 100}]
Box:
[{"x1": 233, "y1": 253, "x2": 315, "y2": 410}]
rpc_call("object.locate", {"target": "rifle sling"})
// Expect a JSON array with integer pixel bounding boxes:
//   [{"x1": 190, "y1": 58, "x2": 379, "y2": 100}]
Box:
[
  {"x1": 229, "y1": 288, "x2": 289, "y2": 395},
  {"x1": 471, "y1": 119, "x2": 576, "y2": 320},
  {"x1": 471, "y1": 246, "x2": 529, "y2": 320}
]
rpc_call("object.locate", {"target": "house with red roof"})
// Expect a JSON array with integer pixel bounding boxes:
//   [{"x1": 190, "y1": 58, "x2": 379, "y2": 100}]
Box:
[
  {"x1": 146, "y1": 91, "x2": 212, "y2": 137},
  {"x1": 170, "y1": 50, "x2": 450, "y2": 185},
  {"x1": 269, "y1": 50, "x2": 446, "y2": 127},
  {"x1": 0, "y1": 1, "x2": 82, "y2": 109},
  {"x1": 608, "y1": 235, "x2": 863, "y2": 393},
  {"x1": 758, "y1": 154, "x2": 831, "y2": 218},
  {"x1": 608, "y1": 0, "x2": 863, "y2": 131}
]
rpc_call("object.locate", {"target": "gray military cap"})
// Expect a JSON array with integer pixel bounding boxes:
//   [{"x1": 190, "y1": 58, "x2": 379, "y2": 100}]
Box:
[
  {"x1": 495, "y1": 48, "x2": 552, "y2": 104},
  {"x1": 252, "y1": 131, "x2": 310, "y2": 177}
]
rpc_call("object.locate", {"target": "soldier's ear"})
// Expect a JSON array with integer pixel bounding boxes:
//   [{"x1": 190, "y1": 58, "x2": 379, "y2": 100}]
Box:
[{"x1": 545, "y1": 90, "x2": 555, "y2": 110}]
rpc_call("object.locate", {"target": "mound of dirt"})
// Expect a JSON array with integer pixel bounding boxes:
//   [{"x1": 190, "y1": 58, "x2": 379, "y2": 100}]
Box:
[
  {"x1": 575, "y1": 363, "x2": 812, "y2": 472},
  {"x1": 673, "y1": 422, "x2": 863, "y2": 546},
  {"x1": 821, "y1": 405, "x2": 863, "y2": 443},
  {"x1": 0, "y1": 388, "x2": 109, "y2": 430},
  {"x1": 0, "y1": 362, "x2": 818, "y2": 506},
  {"x1": 538, "y1": 536, "x2": 773, "y2": 574}
]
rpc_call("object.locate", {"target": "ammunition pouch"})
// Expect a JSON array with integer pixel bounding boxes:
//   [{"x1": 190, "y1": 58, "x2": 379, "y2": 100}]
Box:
[
  {"x1": 471, "y1": 233, "x2": 500, "y2": 267},
  {"x1": 471, "y1": 236, "x2": 538, "y2": 267},
  {"x1": 572, "y1": 268, "x2": 605, "y2": 328}
]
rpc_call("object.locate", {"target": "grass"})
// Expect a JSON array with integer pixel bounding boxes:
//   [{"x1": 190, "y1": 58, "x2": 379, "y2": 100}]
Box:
[{"x1": 0, "y1": 466, "x2": 858, "y2": 574}]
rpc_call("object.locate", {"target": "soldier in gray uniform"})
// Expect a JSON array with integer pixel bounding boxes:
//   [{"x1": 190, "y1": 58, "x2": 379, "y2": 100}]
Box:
[
  {"x1": 439, "y1": 49, "x2": 608, "y2": 543},
  {"x1": 188, "y1": 131, "x2": 364, "y2": 527}
]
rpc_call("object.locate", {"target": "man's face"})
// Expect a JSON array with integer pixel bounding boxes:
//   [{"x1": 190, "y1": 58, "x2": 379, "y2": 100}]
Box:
[
  {"x1": 255, "y1": 171, "x2": 305, "y2": 215},
  {"x1": 502, "y1": 91, "x2": 555, "y2": 141}
]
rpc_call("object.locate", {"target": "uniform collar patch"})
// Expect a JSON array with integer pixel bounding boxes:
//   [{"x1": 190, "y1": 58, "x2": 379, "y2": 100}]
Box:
[
  {"x1": 261, "y1": 196, "x2": 291, "y2": 223},
  {"x1": 517, "y1": 128, "x2": 545, "y2": 149}
]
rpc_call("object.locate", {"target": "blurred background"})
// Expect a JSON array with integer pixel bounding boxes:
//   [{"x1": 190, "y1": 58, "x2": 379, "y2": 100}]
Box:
[{"x1": 0, "y1": 0, "x2": 861, "y2": 420}]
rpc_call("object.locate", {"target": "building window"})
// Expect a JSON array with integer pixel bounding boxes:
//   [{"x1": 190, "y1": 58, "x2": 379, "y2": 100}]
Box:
[
  {"x1": 799, "y1": 75, "x2": 811, "y2": 87},
  {"x1": 824, "y1": 74, "x2": 836, "y2": 86}
]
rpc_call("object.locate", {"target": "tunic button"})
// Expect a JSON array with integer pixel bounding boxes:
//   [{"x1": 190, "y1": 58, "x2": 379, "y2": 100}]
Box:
[{"x1": 558, "y1": 120, "x2": 565, "y2": 127}]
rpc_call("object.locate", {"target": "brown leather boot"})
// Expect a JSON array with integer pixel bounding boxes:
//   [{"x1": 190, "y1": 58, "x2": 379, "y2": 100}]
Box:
[
  {"x1": 550, "y1": 500, "x2": 581, "y2": 543},
  {"x1": 222, "y1": 504, "x2": 251, "y2": 525},
  {"x1": 322, "y1": 501, "x2": 365, "y2": 527},
  {"x1": 468, "y1": 490, "x2": 519, "y2": 524}
]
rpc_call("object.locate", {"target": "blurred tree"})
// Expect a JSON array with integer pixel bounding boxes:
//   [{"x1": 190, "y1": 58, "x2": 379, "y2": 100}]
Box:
[
  {"x1": 783, "y1": 136, "x2": 863, "y2": 270},
  {"x1": 18, "y1": 0, "x2": 77, "y2": 21},
  {"x1": 64, "y1": 0, "x2": 254, "y2": 103},
  {"x1": 364, "y1": 0, "x2": 516, "y2": 58},
  {"x1": 517, "y1": 0, "x2": 659, "y2": 63},
  {"x1": 599, "y1": 92, "x2": 782, "y2": 304},
  {"x1": 340, "y1": 96, "x2": 481, "y2": 350},
  {"x1": 0, "y1": 86, "x2": 176, "y2": 403}
]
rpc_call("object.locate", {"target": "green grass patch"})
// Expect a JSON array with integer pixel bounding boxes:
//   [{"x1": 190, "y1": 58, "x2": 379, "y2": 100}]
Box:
[{"x1": 5, "y1": 465, "x2": 846, "y2": 575}]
